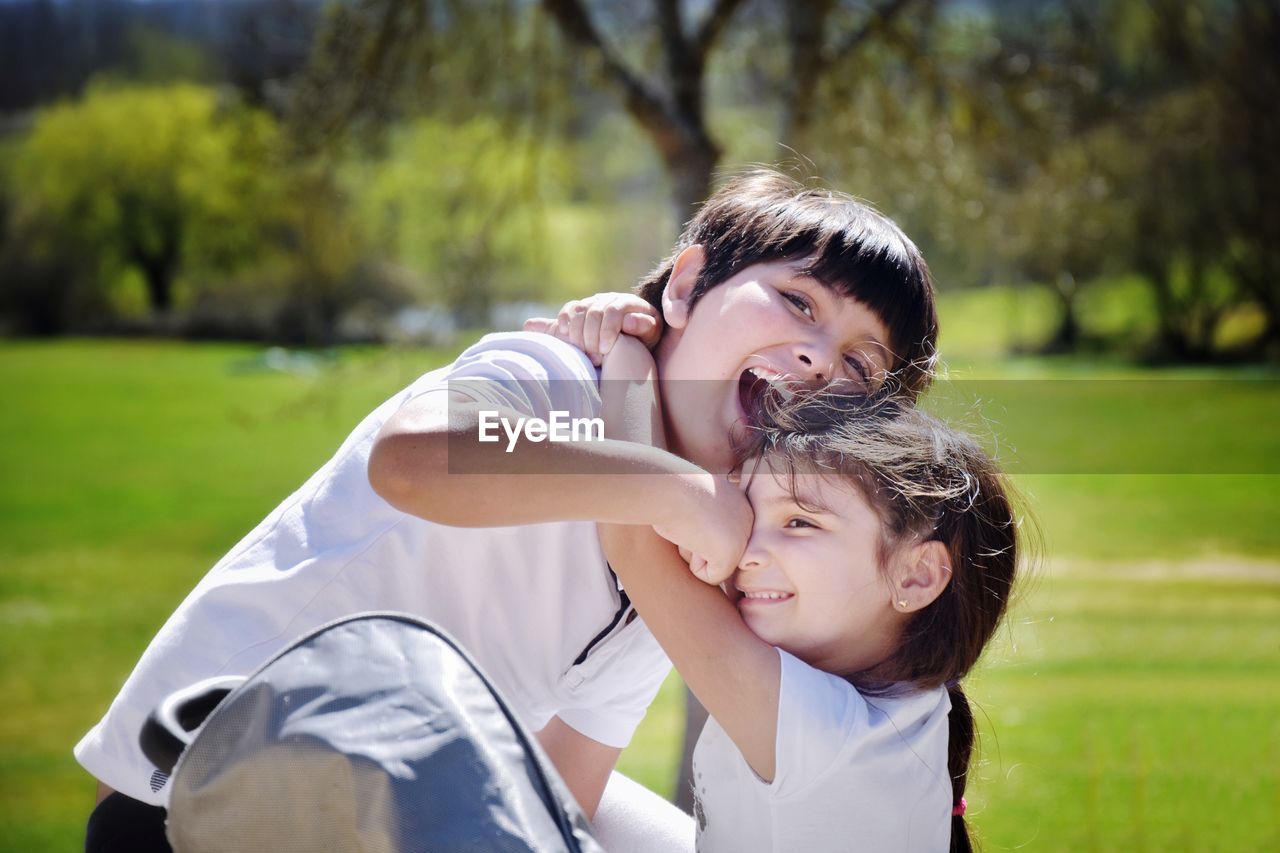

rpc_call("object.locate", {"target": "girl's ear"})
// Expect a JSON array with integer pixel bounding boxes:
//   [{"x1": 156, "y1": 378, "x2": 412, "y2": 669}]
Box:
[
  {"x1": 662, "y1": 244, "x2": 705, "y2": 331},
  {"x1": 893, "y1": 540, "x2": 952, "y2": 613}
]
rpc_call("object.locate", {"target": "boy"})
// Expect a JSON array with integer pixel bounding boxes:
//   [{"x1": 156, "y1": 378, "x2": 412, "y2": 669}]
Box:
[{"x1": 77, "y1": 169, "x2": 937, "y2": 848}]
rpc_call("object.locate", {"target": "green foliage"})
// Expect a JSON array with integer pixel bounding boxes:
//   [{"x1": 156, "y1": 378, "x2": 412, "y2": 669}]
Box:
[
  {"x1": 782, "y1": 0, "x2": 1279, "y2": 361},
  {"x1": 6, "y1": 82, "x2": 284, "y2": 324},
  {"x1": 350, "y1": 116, "x2": 569, "y2": 322},
  {"x1": 113, "y1": 25, "x2": 216, "y2": 85}
]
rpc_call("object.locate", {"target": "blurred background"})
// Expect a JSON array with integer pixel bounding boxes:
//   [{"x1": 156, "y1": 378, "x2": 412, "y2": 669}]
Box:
[{"x1": 1, "y1": 1, "x2": 1277, "y2": 850}]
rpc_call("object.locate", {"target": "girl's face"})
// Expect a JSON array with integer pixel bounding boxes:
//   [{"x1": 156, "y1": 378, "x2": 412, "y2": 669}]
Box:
[{"x1": 727, "y1": 464, "x2": 905, "y2": 677}]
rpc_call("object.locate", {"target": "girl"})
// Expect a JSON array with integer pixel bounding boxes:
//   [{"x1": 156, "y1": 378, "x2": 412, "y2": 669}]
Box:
[{"x1": 595, "y1": 335, "x2": 1022, "y2": 852}]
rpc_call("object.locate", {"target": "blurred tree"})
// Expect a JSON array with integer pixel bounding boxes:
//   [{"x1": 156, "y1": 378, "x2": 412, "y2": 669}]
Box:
[
  {"x1": 1005, "y1": 136, "x2": 1128, "y2": 352},
  {"x1": 1206, "y1": 0, "x2": 1280, "y2": 357},
  {"x1": 814, "y1": 0, "x2": 1280, "y2": 360},
  {"x1": 293, "y1": 0, "x2": 935, "y2": 224},
  {"x1": 7, "y1": 82, "x2": 283, "y2": 325},
  {"x1": 1077, "y1": 0, "x2": 1279, "y2": 359},
  {"x1": 113, "y1": 24, "x2": 216, "y2": 85},
  {"x1": 351, "y1": 116, "x2": 564, "y2": 325},
  {"x1": 276, "y1": 164, "x2": 372, "y2": 345},
  {"x1": 1115, "y1": 88, "x2": 1235, "y2": 360}
]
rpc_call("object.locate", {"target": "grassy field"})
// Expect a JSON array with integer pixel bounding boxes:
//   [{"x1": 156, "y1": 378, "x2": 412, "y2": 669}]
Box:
[{"x1": 1, "y1": 328, "x2": 1278, "y2": 851}]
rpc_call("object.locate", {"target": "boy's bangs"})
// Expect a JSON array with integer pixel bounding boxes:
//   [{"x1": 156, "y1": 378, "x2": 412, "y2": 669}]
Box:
[
  {"x1": 697, "y1": 189, "x2": 937, "y2": 397},
  {"x1": 798, "y1": 222, "x2": 938, "y2": 394}
]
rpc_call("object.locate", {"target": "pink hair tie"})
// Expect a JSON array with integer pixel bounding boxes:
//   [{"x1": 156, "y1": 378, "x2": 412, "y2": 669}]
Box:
[{"x1": 952, "y1": 798, "x2": 967, "y2": 817}]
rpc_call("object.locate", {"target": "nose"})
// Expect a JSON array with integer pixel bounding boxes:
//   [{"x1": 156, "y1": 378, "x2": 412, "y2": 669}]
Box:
[
  {"x1": 738, "y1": 533, "x2": 770, "y2": 572},
  {"x1": 794, "y1": 341, "x2": 836, "y2": 384}
]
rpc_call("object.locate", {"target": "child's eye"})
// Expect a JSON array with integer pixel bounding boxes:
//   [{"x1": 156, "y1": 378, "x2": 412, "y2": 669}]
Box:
[
  {"x1": 785, "y1": 517, "x2": 819, "y2": 530},
  {"x1": 783, "y1": 291, "x2": 814, "y2": 318},
  {"x1": 843, "y1": 354, "x2": 872, "y2": 386}
]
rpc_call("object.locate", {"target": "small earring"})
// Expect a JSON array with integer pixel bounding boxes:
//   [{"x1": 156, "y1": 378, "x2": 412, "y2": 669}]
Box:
[{"x1": 897, "y1": 599, "x2": 908, "y2": 609}]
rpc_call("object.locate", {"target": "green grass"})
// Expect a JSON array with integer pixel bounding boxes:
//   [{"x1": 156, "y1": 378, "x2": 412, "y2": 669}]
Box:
[
  {"x1": 1, "y1": 338, "x2": 1278, "y2": 851},
  {"x1": 965, "y1": 568, "x2": 1280, "y2": 851}
]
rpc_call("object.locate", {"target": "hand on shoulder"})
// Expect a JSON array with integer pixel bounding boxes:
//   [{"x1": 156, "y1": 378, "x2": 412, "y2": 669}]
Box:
[{"x1": 524, "y1": 291, "x2": 662, "y2": 366}]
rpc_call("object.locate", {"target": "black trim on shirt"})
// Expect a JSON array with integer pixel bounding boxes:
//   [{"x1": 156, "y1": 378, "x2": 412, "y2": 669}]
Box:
[{"x1": 572, "y1": 564, "x2": 634, "y2": 666}]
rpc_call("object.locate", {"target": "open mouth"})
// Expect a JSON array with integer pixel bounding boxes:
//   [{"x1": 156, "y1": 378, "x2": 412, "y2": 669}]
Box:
[
  {"x1": 737, "y1": 368, "x2": 771, "y2": 426},
  {"x1": 737, "y1": 367, "x2": 805, "y2": 427}
]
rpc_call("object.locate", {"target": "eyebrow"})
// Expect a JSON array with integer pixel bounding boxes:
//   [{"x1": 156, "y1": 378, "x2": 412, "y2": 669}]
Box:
[{"x1": 761, "y1": 491, "x2": 833, "y2": 514}]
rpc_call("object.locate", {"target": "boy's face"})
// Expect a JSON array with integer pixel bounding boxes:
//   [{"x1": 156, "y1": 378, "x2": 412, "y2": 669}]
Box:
[{"x1": 654, "y1": 248, "x2": 893, "y2": 472}]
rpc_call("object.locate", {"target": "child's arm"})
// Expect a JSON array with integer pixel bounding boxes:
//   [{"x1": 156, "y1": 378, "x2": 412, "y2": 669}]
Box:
[
  {"x1": 368, "y1": 392, "x2": 751, "y2": 580},
  {"x1": 596, "y1": 337, "x2": 783, "y2": 782}
]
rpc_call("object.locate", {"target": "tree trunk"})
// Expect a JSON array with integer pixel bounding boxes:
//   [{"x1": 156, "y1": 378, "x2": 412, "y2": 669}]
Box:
[
  {"x1": 673, "y1": 685, "x2": 709, "y2": 812},
  {"x1": 137, "y1": 251, "x2": 176, "y2": 317},
  {"x1": 1143, "y1": 259, "x2": 1190, "y2": 360},
  {"x1": 664, "y1": 140, "x2": 717, "y2": 227},
  {"x1": 779, "y1": 0, "x2": 834, "y2": 153},
  {"x1": 1043, "y1": 272, "x2": 1080, "y2": 353}
]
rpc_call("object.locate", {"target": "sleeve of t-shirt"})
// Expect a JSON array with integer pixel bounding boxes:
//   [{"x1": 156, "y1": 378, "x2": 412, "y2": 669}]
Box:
[
  {"x1": 406, "y1": 331, "x2": 601, "y2": 423},
  {"x1": 770, "y1": 648, "x2": 870, "y2": 798},
  {"x1": 555, "y1": 621, "x2": 673, "y2": 749}
]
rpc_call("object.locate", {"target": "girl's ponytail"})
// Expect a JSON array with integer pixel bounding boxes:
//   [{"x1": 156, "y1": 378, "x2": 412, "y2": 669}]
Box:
[{"x1": 947, "y1": 683, "x2": 975, "y2": 853}]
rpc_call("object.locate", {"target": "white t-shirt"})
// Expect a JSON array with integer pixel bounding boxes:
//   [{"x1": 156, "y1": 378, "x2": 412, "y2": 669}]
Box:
[
  {"x1": 75, "y1": 332, "x2": 672, "y2": 806},
  {"x1": 692, "y1": 649, "x2": 952, "y2": 852}
]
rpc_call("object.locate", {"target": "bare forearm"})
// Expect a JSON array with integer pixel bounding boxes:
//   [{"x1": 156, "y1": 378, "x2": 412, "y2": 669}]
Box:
[
  {"x1": 535, "y1": 717, "x2": 620, "y2": 819},
  {"x1": 368, "y1": 405, "x2": 701, "y2": 529}
]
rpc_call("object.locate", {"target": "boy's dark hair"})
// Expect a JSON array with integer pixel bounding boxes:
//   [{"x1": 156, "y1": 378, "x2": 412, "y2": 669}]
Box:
[
  {"x1": 636, "y1": 168, "x2": 939, "y2": 399},
  {"x1": 745, "y1": 392, "x2": 1024, "y2": 853}
]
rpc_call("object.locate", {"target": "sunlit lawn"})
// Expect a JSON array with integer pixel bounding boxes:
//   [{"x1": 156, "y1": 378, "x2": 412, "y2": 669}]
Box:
[{"x1": 1, "y1": 330, "x2": 1278, "y2": 851}]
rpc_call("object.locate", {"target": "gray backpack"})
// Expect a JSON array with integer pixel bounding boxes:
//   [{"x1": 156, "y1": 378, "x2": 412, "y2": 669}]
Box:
[{"x1": 140, "y1": 612, "x2": 604, "y2": 853}]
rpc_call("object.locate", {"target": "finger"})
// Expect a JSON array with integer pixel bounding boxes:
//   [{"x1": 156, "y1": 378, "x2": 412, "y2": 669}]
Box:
[
  {"x1": 622, "y1": 313, "x2": 661, "y2": 346},
  {"x1": 557, "y1": 300, "x2": 583, "y2": 337},
  {"x1": 599, "y1": 305, "x2": 626, "y2": 355},
  {"x1": 582, "y1": 306, "x2": 606, "y2": 361},
  {"x1": 616, "y1": 293, "x2": 659, "y2": 318},
  {"x1": 567, "y1": 305, "x2": 589, "y2": 355},
  {"x1": 523, "y1": 317, "x2": 556, "y2": 335}
]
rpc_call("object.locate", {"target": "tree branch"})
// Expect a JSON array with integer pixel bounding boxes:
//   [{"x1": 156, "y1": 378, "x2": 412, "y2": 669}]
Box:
[
  {"x1": 656, "y1": 0, "x2": 707, "y2": 124},
  {"x1": 545, "y1": 0, "x2": 717, "y2": 165},
  {"x1": 692, "y1": 0, "x2": 747, "y2": 60},
  {"x1": 541, "y1": 0, "x2": 670, "y2": 132},
  {"x1": 832, "y1": 0, "x2": 922, "y2": 64},
  {"x1": 656, "y1": 0, "x2": 687, "y2": 76}
]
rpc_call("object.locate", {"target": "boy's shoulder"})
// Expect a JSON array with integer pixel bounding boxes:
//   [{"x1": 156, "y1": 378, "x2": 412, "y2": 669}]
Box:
[
  {"x1": 426, "y1": 332, "x2": 602, "y2": 420},
  {"x1": 452, "y1": 331, "x2": 598, "y2": 384}
]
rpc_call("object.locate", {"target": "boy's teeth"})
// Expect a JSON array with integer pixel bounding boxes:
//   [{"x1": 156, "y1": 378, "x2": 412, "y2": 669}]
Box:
[{"x1": 743, "y1": 591, "x2": 790, "y2": 600}]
